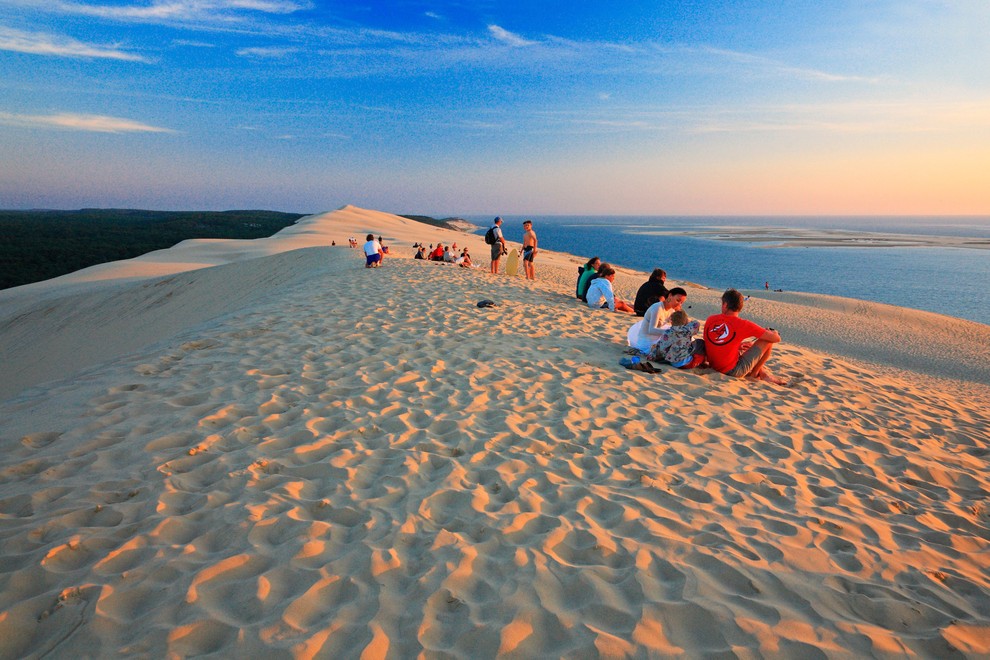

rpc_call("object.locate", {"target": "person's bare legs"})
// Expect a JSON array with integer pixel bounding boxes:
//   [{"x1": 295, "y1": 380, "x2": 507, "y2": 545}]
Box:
[
  {"x1": 743, "y1": 340, "x2": 789, "y2": 384},
  {"x1": 615, "y1": 299, "x2": 636, "y2": 313},
  {"x1": 741, "y1": 340, "x2": 774, "y2": 377}
]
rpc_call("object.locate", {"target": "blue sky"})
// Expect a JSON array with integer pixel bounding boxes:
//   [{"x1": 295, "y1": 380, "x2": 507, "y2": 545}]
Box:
[{"x1": 1, "y1": 0, "x2": 988, "y2": 215}]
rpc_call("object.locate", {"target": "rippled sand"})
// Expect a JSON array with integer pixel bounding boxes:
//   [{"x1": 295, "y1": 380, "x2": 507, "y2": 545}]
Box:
[{"x1": 1, "y1": 207, "x2": 988, "y2": 657}]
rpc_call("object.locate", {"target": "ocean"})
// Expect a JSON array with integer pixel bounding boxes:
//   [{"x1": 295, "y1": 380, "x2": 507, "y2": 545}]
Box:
[{"x1": 467, "y1": 216, "x2": 990, "y2": 326}]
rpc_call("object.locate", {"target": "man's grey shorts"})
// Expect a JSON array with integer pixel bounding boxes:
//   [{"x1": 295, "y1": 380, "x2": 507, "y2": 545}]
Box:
[{"x1": 727, "y1": 343, "x2": 766, "y2": 377}]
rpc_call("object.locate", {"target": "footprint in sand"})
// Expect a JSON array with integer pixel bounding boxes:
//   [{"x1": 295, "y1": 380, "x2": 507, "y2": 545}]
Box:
[{"x1": 21, "y1": 431, "x2": 62, "y2": 448}]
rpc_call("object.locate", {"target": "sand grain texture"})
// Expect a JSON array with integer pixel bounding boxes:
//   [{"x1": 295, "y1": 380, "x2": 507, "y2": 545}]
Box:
[{"x1": 1, "y1": 206, "x2": 989, "y2": 658}]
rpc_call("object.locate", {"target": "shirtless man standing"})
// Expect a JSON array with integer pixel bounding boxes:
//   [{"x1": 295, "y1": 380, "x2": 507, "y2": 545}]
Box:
[{"x1": 521, "y1": 219, "x2": 537, "y2": 280}]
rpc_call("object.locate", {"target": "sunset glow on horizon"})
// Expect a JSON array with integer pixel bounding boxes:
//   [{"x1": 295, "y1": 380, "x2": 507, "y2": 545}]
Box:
[{"x1": 1, "y1": 1, "x2": 988, "y2": 217}]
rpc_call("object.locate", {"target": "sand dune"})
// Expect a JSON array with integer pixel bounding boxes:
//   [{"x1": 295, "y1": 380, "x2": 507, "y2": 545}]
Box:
[{"x1": 1, "y1": 206, "x2": 988, "y2": 657}]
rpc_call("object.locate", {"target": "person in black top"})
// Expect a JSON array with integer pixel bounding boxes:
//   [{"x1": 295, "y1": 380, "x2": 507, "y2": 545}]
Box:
[{"x1": 633, "y1": 268, "x2": 668, "y2": 317}]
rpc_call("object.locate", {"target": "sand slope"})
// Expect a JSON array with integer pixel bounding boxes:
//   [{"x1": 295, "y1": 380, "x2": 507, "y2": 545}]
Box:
[{"x1": 1, "y1": 206, "x2": 989, "y2": 658}]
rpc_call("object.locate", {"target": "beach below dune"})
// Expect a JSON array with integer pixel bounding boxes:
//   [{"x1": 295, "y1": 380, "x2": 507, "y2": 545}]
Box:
[{"x1": 1, "y1": 206, "x2": 989, "y2": 657}]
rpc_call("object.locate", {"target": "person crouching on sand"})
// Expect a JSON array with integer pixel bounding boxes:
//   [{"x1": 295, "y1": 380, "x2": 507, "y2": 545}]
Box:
[
  {"x1": 363, "y1": 233, "x2": 384, "y2": 268},
  {"x1": 585, "y1": 265, "x2": 635, "y2": 313},
  {"x1": 704, "y1": 288, "x2": 788, "y2": 385}
]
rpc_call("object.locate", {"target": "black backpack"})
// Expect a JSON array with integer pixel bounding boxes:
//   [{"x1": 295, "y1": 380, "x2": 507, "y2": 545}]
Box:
[{"x1": 484, "y1": 226, "x2": 498, "y2": 245}]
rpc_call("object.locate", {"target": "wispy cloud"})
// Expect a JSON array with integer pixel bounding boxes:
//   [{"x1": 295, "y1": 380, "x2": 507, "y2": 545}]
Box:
[
  {"x1": 0, "y1": 112, "x2": 176, "y2": 133},
  {"x1": 532, "y1": 99, "x2": 990, "y2": 137},
  {"x1": 236, "y1": 45, "x2": 298, "y2": 58},
  {"x1": 699, "y1": 46, "x2": 881, "y2": 84},
  {"x1": 488, "y1": 25, "x2": 535, "y2": 47},
  {"x1": 52, "y1": 0, "x2": 311, "y2": 22},
  {"x1": 686, "y1": 100, "x2": 990, "y2": 134},
  {"x1": 171, "y1": 38, "x2": 217, "y2": 48},
  {"x1": 0, "y1": 26, "x2": 149, "y2": 61}
]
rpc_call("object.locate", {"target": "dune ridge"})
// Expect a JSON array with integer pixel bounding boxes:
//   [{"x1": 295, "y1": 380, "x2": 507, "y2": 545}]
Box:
[{"x1": 1, "y1": 206, "x2": 988, "y2": 657}]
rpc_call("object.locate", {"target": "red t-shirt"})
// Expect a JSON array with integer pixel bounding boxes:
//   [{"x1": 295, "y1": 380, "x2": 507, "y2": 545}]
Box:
[{"x1": 704, "y1": 314, "x2": 766, "y2": 374}]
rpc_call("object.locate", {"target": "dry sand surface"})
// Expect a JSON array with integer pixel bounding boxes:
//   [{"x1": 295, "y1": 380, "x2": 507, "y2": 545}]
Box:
[{"x1": 1, "y1": 206, "x2": 989, "y2": 658}]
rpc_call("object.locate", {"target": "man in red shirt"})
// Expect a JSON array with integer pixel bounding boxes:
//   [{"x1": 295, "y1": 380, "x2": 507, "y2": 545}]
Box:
[{"x1": 704, "y1": 289, "x2": 788, "y2": 385}]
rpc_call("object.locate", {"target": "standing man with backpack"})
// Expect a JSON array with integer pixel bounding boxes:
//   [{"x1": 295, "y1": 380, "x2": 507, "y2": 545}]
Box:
[{"x1": 485, "y1": 216, "x2": 507, "y2": 274}]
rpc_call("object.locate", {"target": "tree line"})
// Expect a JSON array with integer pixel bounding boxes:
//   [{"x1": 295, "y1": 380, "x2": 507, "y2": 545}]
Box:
[{"x1": 0, "y1": 209, "x2": 307, "y2": 290}]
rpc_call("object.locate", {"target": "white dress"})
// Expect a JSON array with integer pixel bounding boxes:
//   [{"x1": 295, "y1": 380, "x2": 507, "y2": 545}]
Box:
[{"x1": 627, "y1": 302, "x2": 676, "y2": 352}]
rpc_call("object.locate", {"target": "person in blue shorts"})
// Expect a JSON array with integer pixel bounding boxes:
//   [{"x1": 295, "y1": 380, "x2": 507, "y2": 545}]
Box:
[{"x1": 363, "y1": 233, "x2": 383, "y2": 268}]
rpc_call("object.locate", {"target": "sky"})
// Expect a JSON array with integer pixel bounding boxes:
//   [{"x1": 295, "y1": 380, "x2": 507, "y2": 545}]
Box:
[{"x1": 1, "y1": 0, "x2": 989, "y2": 216}]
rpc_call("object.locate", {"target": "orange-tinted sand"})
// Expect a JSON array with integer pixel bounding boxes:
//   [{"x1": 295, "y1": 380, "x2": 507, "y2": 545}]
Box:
[{"x1": 1, "y1": 206, "x2": 988, "y2": 657}]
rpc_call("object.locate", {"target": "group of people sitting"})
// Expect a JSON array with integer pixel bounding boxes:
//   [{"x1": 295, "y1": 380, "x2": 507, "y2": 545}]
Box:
[
  {"x1": 576, "y1": 257, "x2": 788, "y2": 385},
  {"x1": 414, "y1": 242, "x2": 473, "y2": 268}
]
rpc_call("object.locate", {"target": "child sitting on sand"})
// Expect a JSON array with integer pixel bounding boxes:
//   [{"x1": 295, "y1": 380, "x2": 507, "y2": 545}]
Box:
[{"x1": 649, "y1": 310, "x2": 705, "y2": 368}]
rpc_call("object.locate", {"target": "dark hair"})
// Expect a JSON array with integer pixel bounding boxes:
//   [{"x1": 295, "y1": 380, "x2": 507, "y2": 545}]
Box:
[
  {"x1": 650, "y1": 268, "x2": 666, "y2": 282},
  {"x1": 598, "y1": 265, "x2": 616, "y2": 278},
  {"x1": 668, "y1": 287, "x2": 687, "y2": 298},
  {"x1": 366, "y1": 233, "x2": 374, "y2": 241},
  {"x1": 585, "y1": 256, "x2": 600, "y2": 269},
  {"x1": 722, "y1": 288, "x2": 744, "y2": 311},
  {"x1": 597, "y1": 261, "x2": 611, "y2": 275}
]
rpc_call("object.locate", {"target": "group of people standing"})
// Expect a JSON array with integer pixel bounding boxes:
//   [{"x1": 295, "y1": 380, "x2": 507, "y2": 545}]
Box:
[
  {"x1": 577, "y1": 258, "x2": 788, "y2": 385},
  {"x1": 486, "y1": 217, "x2": 538, "y2": 280}
]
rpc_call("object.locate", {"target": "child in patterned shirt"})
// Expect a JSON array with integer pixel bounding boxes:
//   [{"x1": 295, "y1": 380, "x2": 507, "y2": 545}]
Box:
[{"x1": 649, "y1": 310, "x2": 706, "y2": 369}]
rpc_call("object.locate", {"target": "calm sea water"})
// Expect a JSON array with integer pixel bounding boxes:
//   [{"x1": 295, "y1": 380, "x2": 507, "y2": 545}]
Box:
[{"x1": 467, "y1": 216, "x2": 990, "y2": 326}]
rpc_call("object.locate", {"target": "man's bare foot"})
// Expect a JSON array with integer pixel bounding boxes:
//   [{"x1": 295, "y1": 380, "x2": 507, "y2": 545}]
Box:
[{"x1": 756, "y1": 370, "x2": 790, "y2": 386}]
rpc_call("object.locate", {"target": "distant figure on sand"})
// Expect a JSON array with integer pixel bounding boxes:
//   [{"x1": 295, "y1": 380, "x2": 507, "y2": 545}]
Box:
[
  {"x1": 633, "y1": 268, "x2": 669, "y2": 317},
  {"x1": 576, "y1": 256, "x2": 601, "y2": 300},
  {"x1": 704, "y1": 288, "x2": 788, "y2": 385},
  {"x1": 649, "y1": 310, "x2": 705, "y2": 368},
  {"x1": 363, "y1": 233, "x2": 384, "y2": 268},
  {"x1": 521, "y1": 219, "x2": 537, "y2": 280},
  {"x1": 488, "y1": 217, "x2": 507, "y2": 274},
  {"x1": 627, "y1": 287, "x2": 687, "y2": 352},
  {"x1": 585, "y1": 265, "x2": 635, "y2": 313}
]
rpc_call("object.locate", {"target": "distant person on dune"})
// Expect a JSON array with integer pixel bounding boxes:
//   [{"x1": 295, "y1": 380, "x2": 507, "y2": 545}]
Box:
[{"x1": 704, "y1": 288, "x2": 788, "y2": 385}]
